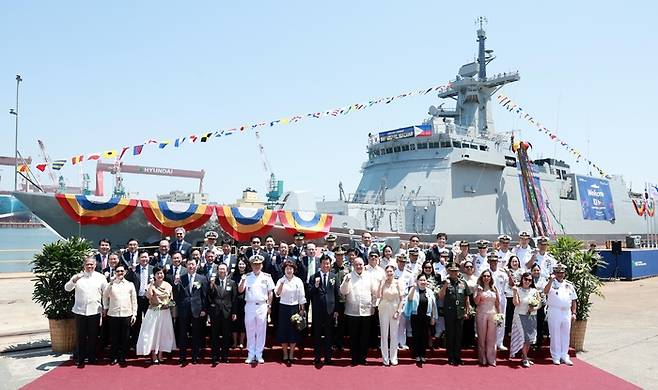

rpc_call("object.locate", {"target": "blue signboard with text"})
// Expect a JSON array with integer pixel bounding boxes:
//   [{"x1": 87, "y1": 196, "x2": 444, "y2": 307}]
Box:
[{"x1": 576, "y1": 176, "x2": 615, "y2": 221}]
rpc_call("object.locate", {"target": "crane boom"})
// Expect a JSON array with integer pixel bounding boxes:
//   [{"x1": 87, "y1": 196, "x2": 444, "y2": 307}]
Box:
[{"x1": 37, "y1": 140, "x2": 58, "y2": 185}]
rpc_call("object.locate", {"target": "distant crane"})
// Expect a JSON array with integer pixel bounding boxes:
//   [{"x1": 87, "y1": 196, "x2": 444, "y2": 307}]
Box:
[
  {"x1": 253, "y1": 130, "x2": 283, "y2": 206},
  {"x1": 95, "y1": 162, "x2": 205, "y2": 196},
  {"x1": 37, "y1": 140, "x2": 58, "y2": 187}
]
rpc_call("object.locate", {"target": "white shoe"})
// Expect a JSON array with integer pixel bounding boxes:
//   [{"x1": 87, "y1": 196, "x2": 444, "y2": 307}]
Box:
[
  {"x1": 390, "y1": 360, "x2": 398, "y2": 366},
  {"x1": 562, "y1": 358, "x2": 574, "y2": 366},
  {"x1": 552, "y1": 359, "x2": 560, "y2": 365},
  {"x1": 245, "y1": 357, "x2": 253, "y2": 364},
  {"x1": 498, "y1": 345, "x2": 508, "y2": 351},
  {"x1": 399, "y1": 344, "x2": 409, "y2": 350},
  {"x1": 257, "y1": 357, "x2": 265, "y2": 364},
  {"x1": 420, "y1": 357, "x2": 426, "y2": 363}
]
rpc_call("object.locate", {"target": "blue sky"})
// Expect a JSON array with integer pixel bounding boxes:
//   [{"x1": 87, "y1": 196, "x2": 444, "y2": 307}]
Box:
[{"x1": 1, "y1": 1, "x2": 656, "y2": 203}]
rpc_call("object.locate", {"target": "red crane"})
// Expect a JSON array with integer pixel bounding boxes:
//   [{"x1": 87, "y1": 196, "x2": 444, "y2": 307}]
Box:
[{"x1": 95, "y1": 162, "x2": 205, "y2": 196}]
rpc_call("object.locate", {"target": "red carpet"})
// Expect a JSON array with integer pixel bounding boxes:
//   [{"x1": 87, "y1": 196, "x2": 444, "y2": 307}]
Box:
[{"x1": 23, "y1": 352, "x2": 638, "y2": 390}]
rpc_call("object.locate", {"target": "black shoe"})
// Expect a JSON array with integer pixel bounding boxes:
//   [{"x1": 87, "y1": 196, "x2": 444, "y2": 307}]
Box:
[
  {"x1": 211, "y1": 358, "x2": 218, "y2": 366},
  {"x1": 191, "y1": 358, "x2": 198, "y2": 365},
  {"x1": 179, "y1": 358, "x2": 187, "y2": 366},
  {"x1": 119, "y1": 360, "x2": 127, "y2": 368},
  {"x1": 76, "y1": 361, "x2": 85, "y2": 368},
  {"x1": 110, "y1": 359, "x2": 118, "y2": 366},
  {"x1": 456, "y1": 358, "x2": 464, "y2": 365},
  {"x1": 314, "y1": 358, "x2": 322, "y2": 366}
]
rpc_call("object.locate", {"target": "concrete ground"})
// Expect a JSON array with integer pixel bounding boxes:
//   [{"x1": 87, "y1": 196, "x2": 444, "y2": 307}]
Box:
[{"x1": 0, "y1": 273, "x2": 656, "y2": 389}]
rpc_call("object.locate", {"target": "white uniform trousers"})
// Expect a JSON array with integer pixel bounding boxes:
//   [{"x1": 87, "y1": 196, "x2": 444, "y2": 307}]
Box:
[
  {"x1": 245, "y1": 302, "x2": 268, "y2": 359},
  {"x1": 496, "y1": 297, "x2": 507, "y2": 347},
  {"x1": 547, "y1": 307, "x2": 571, "y2": 361},
  {"x1": 378, "y1": 303, "x2": 400, "y2": 364}
]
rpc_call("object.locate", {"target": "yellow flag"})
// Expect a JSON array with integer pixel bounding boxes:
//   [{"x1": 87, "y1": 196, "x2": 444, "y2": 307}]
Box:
[{"x1": 102, "y1": 150, "x2": 118, "y2": 159}]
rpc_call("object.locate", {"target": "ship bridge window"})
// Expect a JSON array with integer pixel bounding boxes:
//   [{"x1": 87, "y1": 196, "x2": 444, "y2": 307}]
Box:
[
  {"x1": 429, "y1": 142, "x2": 441, "y2": 148},
  {"x1": 505, "y1": 156, "x2": 517, "y2": 167},
  {"x1": 393, "y1": 146, "x2": 401, "y2": 153},
  {"x1": 462, "y1": 143, "x2": 471, "y2": 149},
  {"x1": 386, "y1": 147, "x2": 393, "y2": 154},
  {"x1": 479, "y1": 145, "x2": 488, "y2": 151},
  {"x1": 452, "y1": 141, "x2": 462, "y2": 148},
  {"x1": 417, "y1": 143, "x2": 428, "y2": 149},
  {"x1": 409, "y1": 144, "x2": 416, "y2": 150},
  {"x1": 470, "y1": 144, "x2": 478, "y2": 150},
  {"x1": 401, "y1": 144, "x2": 410, "y2": 151},
  {"x1": 440, "y1": 141, "x2": 451, "y2": 148}
]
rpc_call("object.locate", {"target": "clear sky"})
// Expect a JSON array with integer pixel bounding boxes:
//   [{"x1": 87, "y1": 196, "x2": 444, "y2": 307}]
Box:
[{"x1": 1, "y1": 1, "x2": 656, "y2": 203}]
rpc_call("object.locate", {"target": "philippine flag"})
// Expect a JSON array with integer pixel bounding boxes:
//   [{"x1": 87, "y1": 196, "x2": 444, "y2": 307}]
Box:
[{"x1": 414, "y1": 124, "x2": 432, "y2": 137}]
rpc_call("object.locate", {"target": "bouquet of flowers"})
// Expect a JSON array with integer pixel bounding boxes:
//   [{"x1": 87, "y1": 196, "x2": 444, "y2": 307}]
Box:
[
  {"x1": 527, "y1": 295, "x2": 540, "y2": 308},
  {"x1": 157, "y1": 298, "x2": 176, "y2": 310},
  {"x1": 493, "y1": 313, "x2": 505, "y2": 327},
  {"x1": 290, "y1": 313, "x2": 307, "y2": 331}
]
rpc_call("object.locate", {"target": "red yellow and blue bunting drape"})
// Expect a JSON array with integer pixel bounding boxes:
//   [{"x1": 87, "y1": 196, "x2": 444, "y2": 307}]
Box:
[
  {"x1": 647, "y1": 198, "x2": 655, "y2": 217},
  {"x1": 277, "y1": 210, "x2": 333, "y2": 240},
  {"x1": 56, "y1": 194, "x2": 138, "y2": 225},
  {"x1": 216, "y1": 206, "x2": 277, "y2": 241},
  {"x1": 140, "y1": 200, "x2": 214, "y2": 236}
]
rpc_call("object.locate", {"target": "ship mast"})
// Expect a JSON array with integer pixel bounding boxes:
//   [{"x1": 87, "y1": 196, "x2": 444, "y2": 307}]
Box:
[{"x1": 431, "y1": 18, "x2": 520, "y2": 137}]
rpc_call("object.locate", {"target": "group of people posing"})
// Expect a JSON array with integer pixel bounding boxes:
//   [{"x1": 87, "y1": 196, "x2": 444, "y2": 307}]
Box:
[{"x1": 65, "y1": 228, "x2": 578, "y2": 368}]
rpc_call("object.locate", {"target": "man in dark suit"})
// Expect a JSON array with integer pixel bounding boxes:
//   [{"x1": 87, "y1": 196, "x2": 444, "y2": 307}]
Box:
[
  {"x1": 94, "y1": 238, "x2": 112, "y2": 273},
  {"x1": 208, "y1": 263, "x2": 237, "y2": 365},
  {"x1": 165, "y1": 252, "x2": 187, "y2": 285},
  {"x1": 170, "y1": 227, "x2": 193, "y2": 259},
  {"x1": 121, "y1": 238, "x2": 140, "y2": 270},
  {"x1": 309, "y1": 255, "x2": 340, "y2": 366},
  {"x1": 244, "y1": 236, "x2": 270, "y2": 264},
  {"x1": 218, "y1": 241, "x2": 238, "y2": 275},
  {"x1": 150, "y1": 239, "x2": 172, "y2": 268},
  {"x1": 290, "y1": 232, "x2": 305, "y2": 259},
  {"x1": 131, "y1": 251, "x2": 153, "y2": 347},
  {"x1": 174, "y1": 258, "x2": 208, "y2": 365}
]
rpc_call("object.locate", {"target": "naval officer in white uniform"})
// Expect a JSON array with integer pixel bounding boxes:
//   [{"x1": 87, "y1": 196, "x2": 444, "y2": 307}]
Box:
[
  {"x1": 543, "y1": 263, "x2": 577, "y2": 366},
  {"x1": 238, "y1": 254, "x2": 274, "y2": 364}
]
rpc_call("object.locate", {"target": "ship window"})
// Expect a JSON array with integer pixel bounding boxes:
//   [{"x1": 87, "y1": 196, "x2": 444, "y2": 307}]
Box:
[
  {"x1": 470, "y1": 144, "x2": 478, "y2": 150},
  {"x1": 429, "y1": 142, "x2": 440, "y2": 149},
  {"x1": 452, "y1": 141, "x2": 462, "y2": 148},
  {"x1": 393, "y1": 146, "x2": 401, "y2": 153},
  {"x1": 409, "y1": 144, "x2": 416, "y2": 150},
  {"x1": 417, "y1": 143, "x2": 428, "y2": 149},
  {"x1": 401, "y1": 145, "x2": 410, "y2": 151},
  {"x1": 372, "y1": 149, "x2": 380, "y2": 156},
  {"x1": 386, "y1": 148, "x2": 393, "y2": 154},
  {"x1": 462, "y1": 143, "x2": 471, "y2": 149},
  {"x1": 479, "y1": 145, "x2": 488, "y2": 151},
  {"x1": 505, "y1": 156, "x2": 517, "y2": 167},
  {"x1": 440, "y1": 141, "x2": 451, "y2": 148}
]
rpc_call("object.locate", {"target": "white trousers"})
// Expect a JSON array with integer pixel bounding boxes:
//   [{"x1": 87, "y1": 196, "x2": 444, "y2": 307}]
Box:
[
  {"x1": 245, "y1": 303, "x2": 268, "y2": 359},
  {"x1": 496, "y1": 297, "x2": 507, "y2": 347},
  {"x1": 397, "y1": 314, "x2": 407, "y2": 346},
  {"x1": 378, "y1": 303, "x2": 400, "y2": 364},
  {"x1": 547, "y1": 308, "x2": 571, "y2": 360}
]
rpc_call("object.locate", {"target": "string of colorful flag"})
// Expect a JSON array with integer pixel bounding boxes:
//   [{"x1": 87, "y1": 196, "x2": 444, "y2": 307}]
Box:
[
  {"x1": 496, "y1": 93, "x2": 608, "y2": 178},
  {"x1": 17, "y1": 83, "x2": 452, "y2": 174}
]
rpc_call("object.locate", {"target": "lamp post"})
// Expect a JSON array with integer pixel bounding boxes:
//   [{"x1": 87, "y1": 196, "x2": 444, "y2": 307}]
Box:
[{"x1": 10, "y1": 74, "x2": 22, "y2": 191}]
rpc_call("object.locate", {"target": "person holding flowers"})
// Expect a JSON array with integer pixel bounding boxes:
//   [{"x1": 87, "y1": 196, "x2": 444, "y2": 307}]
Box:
[
  {"x1": 510, "y1": 271, "x2": 542, "y2": 367},
  {"x1": 136, "y1": 266, "x2": 177, "y2": 364},
  {"x1": 474, "y1": 267, "x2": 501, "y2": 366},
  {"x1": 274, "y1": 260, "x2": 307, "y2": 364}
]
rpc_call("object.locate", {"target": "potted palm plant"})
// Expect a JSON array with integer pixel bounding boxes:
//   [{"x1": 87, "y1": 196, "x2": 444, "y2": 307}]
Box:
[
  {"x1": 32, "y1": 236, "x2": 92, "y2": 353},
  {"x1": 549, "y1": 236, "x2": 606, "y2": 351}
]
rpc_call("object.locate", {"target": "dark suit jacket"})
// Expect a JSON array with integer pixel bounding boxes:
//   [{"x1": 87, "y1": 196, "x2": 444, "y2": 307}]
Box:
[
  {"x1": 150, "y1": 252, "x2": 172, "y2": 268},
  {"x1": 218, "y1": 253, "x2": 239, "y2": 275},
  {"x1": 132, "y1": 264, "x2": 154, "y2": 295},
  {"x1": 170, "y1": 240, "x2": 193, "y2": 259},
  {"x1": 302, "y1": 256, "x2": 322, "y2": 284},
  {"x1": 309, "y1": 271, "x2": 339, "y2": 318},
  {"x1": 121, "y1": 251, "x2": 139, "y2": 269},
  {"x1": 94, "y1": 253, "x2": 111, "y2": 273},
  {"x1": 245, "y1": 248, "x2": 270, "y2": 264},
  {"x1": 265, "y1": 253, "x2": 286, "y2": 282},
  {"x1": 175, "y1": 273, "x2": 208, "y2": 318},
  {"x1": 207, "y1": 276, "x2": 237, "y2": 319},
  {"x1": 165, "y1": 265, "x2": 187, "y2": 285}
]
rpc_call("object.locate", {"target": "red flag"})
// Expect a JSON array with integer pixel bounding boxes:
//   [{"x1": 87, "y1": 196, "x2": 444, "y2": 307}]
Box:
[
  {"x1": 88, "y1": 153, "x2": 101, "y2": 160},
  {"x1": 71, "y1": 155, "x2": 84, "y2": 165},
  {"x1": 118, "y1": 147, "x2": 130, "y2": 160},
  {"x1": 36, "y1": 163, "x2": 47, "y2": 172}
]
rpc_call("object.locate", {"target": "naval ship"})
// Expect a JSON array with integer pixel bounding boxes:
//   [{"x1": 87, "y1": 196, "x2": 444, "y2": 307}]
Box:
[{"x1": 12, "y1": 24, "x2": 652, "y2": 245}]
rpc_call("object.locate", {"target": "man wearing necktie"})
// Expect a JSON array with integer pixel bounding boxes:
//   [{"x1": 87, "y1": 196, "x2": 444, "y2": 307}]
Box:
[
  {"x1": 208, "y1": 264, "x2": 237, "y2": 365},
  {"x1": 174, "y1": 258, "x2": 208, "y2": 365},
  {"x1": 309, "y1": 255, "x2": 340, "y2": 366},
  {"x1": 170, "y1": 227, "x2": 192, "y2": 259},
  {"x1": 150, "y1": 240, "x2": 172, "y2": 269},
  {"x1": 121, "y1": 238, "x2": 140, "y2": 270},
  {"x1": 95, "y1": 238, "x2": 112, "y2": 273}
]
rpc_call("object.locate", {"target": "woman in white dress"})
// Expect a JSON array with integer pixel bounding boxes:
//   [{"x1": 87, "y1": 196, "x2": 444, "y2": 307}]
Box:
[{"x1": 136, "y1": 266, "x2": 177, "y2": 363}]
